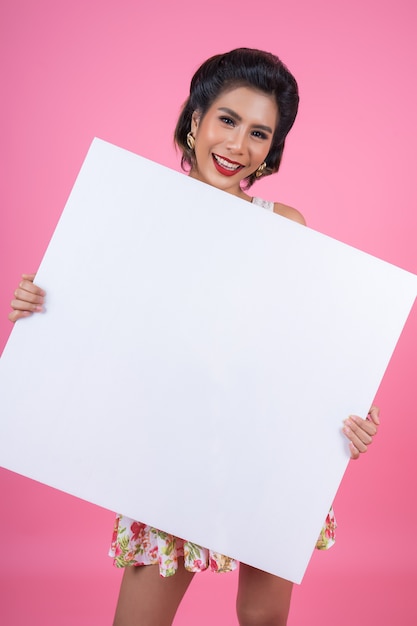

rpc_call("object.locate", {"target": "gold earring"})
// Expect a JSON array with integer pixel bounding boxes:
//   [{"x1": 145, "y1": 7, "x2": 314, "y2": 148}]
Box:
[
  {"x1": 186, "y1": 132, "x2": 195, "y2": 150},
  {"x1": 255, "y1": 162, "x2": 267, "y2": 178}
]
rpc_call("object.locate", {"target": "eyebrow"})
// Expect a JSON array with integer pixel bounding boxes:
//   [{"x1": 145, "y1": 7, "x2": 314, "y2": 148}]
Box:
[{"x1": 217, "y1": 107, "x2": 274, "y2": 134}]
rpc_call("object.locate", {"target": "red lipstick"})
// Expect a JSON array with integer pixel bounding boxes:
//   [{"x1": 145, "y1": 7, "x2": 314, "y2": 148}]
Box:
[{"x1": 212, "y1": 154, "x2": 243, "y2": 177}]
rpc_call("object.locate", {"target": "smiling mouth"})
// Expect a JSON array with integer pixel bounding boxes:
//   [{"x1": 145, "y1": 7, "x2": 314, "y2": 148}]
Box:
[{"x1": 212, "y1": 154, "x2": 244, "y2": 176}]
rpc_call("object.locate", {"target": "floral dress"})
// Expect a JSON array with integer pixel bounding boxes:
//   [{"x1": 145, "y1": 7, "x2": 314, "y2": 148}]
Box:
[
  {"x1": 109, "y1": 196, "x2": 337, "y2": 577},
  {"x1": 109, "y1": 508, "x2": 337, "y2": 577}
]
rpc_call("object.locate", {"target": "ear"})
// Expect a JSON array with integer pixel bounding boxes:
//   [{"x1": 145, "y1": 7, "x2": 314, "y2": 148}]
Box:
[{"x1": 191, "y1": 110, "x2": 201, "y2": 134}]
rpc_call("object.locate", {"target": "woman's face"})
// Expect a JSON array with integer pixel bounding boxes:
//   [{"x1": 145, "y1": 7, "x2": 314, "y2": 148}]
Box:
[{"x1": 189, "y1": 86, "x2": 278, "y2": 199}]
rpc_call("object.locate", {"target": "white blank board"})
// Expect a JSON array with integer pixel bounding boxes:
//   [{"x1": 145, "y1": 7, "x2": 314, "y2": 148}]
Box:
[{"x1": 1, "y1": 138, "x2": 416, "y2": 583}]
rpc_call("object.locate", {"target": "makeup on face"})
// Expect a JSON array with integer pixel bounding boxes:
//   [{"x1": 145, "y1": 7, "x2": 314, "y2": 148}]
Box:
[{"x1": 189, "y1": 86, "x2": 278, "y2": 197}]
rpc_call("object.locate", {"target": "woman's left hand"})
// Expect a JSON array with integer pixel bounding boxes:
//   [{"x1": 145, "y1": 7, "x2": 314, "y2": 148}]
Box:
[{"x1": 343, "y1": 406, "x2": 380, "y2": 460}]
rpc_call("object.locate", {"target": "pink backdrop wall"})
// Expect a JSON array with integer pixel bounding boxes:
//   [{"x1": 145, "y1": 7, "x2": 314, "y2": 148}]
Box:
[{"x1": 1, "y1": 1, "x2": 416, "y2": 624}]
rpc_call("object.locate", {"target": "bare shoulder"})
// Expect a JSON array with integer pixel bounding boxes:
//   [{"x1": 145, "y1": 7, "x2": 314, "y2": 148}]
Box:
[{"x1": 273, "y1": 202, "x2": 306, "y2": 226}]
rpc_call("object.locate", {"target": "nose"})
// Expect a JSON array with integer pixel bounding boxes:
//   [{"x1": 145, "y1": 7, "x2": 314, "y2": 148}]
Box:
[{"x1": 226, "y1": 128, "x2": 246, "y2": 154}]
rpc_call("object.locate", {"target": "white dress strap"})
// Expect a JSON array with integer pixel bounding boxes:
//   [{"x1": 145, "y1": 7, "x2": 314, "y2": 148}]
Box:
[{"x1": 251, "y1": 196, "x2": 274, "y2": 211}]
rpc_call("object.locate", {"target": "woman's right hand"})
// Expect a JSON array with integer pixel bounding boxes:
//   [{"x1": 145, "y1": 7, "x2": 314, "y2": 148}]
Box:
[{"x1": 8, "y1": 273, "x2": 45, "y2": 323}]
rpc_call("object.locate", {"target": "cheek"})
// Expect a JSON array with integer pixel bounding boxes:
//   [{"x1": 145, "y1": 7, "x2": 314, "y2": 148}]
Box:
[
  {"x1": 195, "y1": 119, "x2": 222, "y2": 147},
  {"x1": 255, "y1": 142, "x2": 272, "y2": 162}
]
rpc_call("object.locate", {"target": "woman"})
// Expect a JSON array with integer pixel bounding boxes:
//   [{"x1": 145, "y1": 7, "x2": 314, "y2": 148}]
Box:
[{"x1": 9, "y1": 48, "x2": 379, "y2": 626}]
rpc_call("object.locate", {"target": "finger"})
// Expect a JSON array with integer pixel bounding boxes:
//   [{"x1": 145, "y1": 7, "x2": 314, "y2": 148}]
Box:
[
  {"x1": 349, "y1": 441, "x2": 360, "y2": 460},
  {"x1": 343, "y1": 420, "x2": 373, "y2": 454},
  {"x1": 12, "y1": 287, "x2": 45, "y2": 307},
  {"x1": 347, "y1": 414, "x2": 377, "y2": 438},
  {"x1": 17, "y1": 278, "x2": 45, "y2": 297},
  {"x1": 8, "y1": 310, "x2": 33, "y2": 323},
  {"x1": 343, "y1": 427, "x2": 369, "y2": 454},
  {"x1": 8, "y1": 273, "x2": 45, "y2": 323},
  {"x1": 345, "y1": 426, "x2": 368, "y2": 451},
  {"x1": 10, "y1": 297, "x2": 44, "y2": 314},
  {"x1": 367, "y1": 405, "x2": 380, "y2": 425}
]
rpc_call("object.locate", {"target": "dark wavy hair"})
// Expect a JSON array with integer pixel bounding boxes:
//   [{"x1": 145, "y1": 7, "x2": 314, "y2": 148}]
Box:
[{"x1": 174, "y1": 48, "x2": 299, "y2": 188}]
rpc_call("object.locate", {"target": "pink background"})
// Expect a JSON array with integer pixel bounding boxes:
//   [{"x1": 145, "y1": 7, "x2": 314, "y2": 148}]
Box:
[{"x1": 1, "y1": 1, "x2": 416, "y2": 624}]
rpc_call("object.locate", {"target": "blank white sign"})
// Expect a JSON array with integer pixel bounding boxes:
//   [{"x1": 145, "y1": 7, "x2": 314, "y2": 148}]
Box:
[{"x1": 0, "y1": 138, "x2": 416, "y2": 583}]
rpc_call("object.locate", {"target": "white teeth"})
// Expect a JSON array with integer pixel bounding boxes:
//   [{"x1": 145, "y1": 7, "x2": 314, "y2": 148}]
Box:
[{"x1": 213, "y1": 154, "x2": 241, "y2": 170}]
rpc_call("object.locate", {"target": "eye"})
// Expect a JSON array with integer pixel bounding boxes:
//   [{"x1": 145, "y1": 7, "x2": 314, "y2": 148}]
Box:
[
  {"x1": 219, "y1": 116, "x2": 235, "y2": 126},
  {"x1": 251, "y1": 130, "x2": 268, "y2": 140}
]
